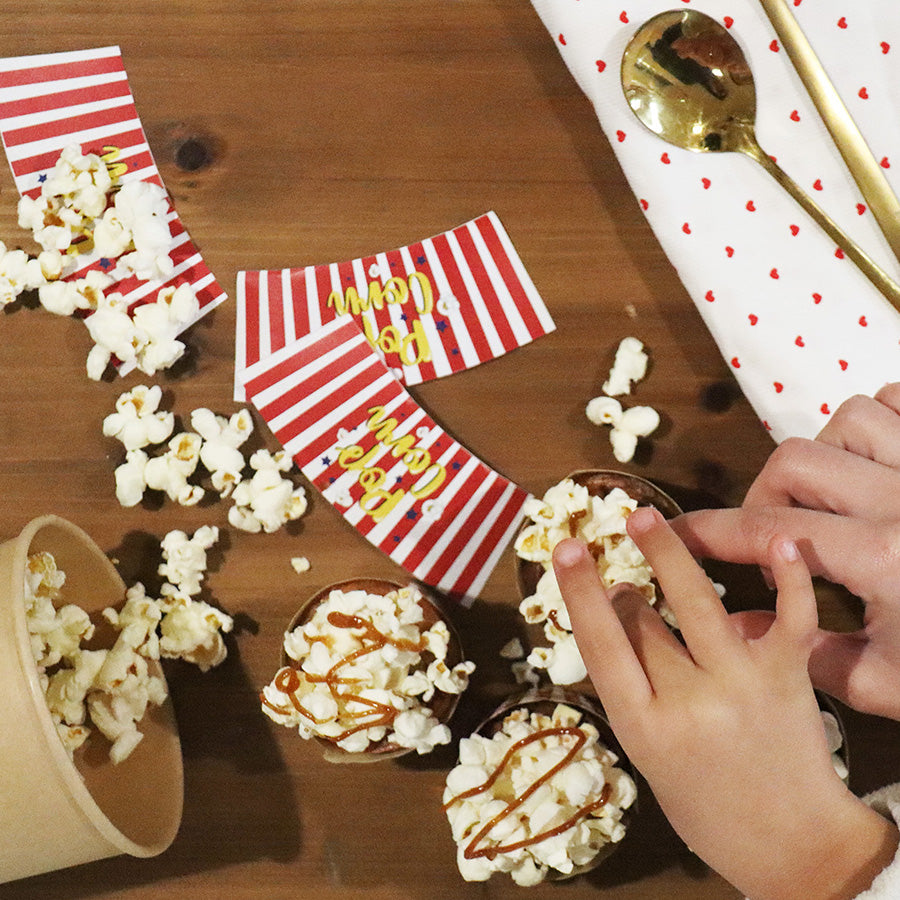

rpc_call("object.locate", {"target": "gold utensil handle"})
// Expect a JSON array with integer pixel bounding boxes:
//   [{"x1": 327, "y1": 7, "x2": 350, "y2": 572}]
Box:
[
  {"x1": 746, "y1": 143, "x2": 900, "y2": 312},
  {"x1": 758, "y1": 0, "x2": 900, "y2": 261}
]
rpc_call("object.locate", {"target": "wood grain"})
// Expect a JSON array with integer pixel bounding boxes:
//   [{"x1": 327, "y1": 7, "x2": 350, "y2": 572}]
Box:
[{"x1": 0, "y1": 2, "x2": 895, "y2": 898}]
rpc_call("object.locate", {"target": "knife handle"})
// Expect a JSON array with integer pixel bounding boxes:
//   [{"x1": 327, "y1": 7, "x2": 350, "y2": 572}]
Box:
[{"x1": 758, "y1": 0, "x2": 900, "y2": 264}]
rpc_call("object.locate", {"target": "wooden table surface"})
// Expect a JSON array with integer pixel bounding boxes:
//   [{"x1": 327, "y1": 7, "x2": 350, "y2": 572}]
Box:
[{"x1": 1, "y1": 2, "x2": 898, "y2": 898}]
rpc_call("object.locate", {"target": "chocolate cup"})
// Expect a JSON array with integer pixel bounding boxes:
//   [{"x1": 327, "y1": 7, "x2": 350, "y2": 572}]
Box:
[
  {"x1": 468, "y1": 686, "x2": 638, "y2": 880},
  {"x1": 281, "y1": 578, "x2": 465, "y2": 764},
  {"x1": 516, "y1": 469, "x2": 682, "y2": 603}
]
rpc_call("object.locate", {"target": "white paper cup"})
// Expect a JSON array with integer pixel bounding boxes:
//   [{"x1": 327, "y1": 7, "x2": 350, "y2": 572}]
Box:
[{"x1": 0, "y1": 515, "x2": 183, "y2": 884}]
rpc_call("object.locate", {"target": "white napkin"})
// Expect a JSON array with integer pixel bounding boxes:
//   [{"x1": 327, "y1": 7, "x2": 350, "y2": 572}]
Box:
[{"x1": 530, "y1": 0, "x2": 900, "y2": 441}]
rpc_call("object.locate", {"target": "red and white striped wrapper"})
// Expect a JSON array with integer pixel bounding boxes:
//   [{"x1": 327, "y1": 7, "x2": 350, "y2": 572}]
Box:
[
  {"x1": 0, "y1": 45, "x2": 226, "y2": 329},
  {"x1": 244, "y1": 316, "x2": 531, "y2": 602},
  {"x1": 234, "y1": 211, "x2": 554, "y2": 400}
]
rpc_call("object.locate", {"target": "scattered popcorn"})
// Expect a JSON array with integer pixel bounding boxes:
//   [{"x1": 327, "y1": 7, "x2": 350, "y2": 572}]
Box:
[
  {"x1": 586, "y1": 338, "x2": 660, "y2": 463},
  {"x1": 587, "y1": 395, "x2": 660, "y2": 464},
  {"x1": 261, "y1": 584, "x2": 474, "y2": 755},
  {"x1": 13, "y1": 144, "x2": 198, "y2": 381},
  {"x1": 191, "y1": 407, "x2": 254, "y2": 497},
  {"x1": 602, "y1": 336, "x2": 648, "y2": 396},
  {"x1": 158, "y1": 525, "x2": 219, "y2": 596},
  {"x1": 143, "y1": 432, "x2": 205, "y2": 506},
  {"x1": 228, "y1": 449, "x2": 307, "y2": 533},
  {"x1": 97, "y1": 180, "x2": 174, "y2": 282},
  {"x1": 291, "y1": 556, "x2": 311, "y2": 574},
  {"x1": 443, "y1": 702, "x2": 636, "y2": 885},
  {"x1": 0, "y1": 241, "x2": 56, "y2": 306},
  {"x1": 105, "y1": 390, "x2": 308, "y2": 532},
  {"x1": 514, "y1": 478, "x2": 673, "y2": 685},
  {"x1": 102, "y1": 384, "x2": 175, "y2": 451},
  {"x1": 17, "y1": 145, "x2": 113, "y2": 252},
  {"x1": 23, "y1": 527, "x2": 232, "y2": 764}
]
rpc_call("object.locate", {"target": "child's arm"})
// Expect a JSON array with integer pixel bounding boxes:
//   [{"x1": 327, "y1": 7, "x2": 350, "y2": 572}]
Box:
[{"x1": 553, "y1": 507, "x2": 899, "y2": 900}]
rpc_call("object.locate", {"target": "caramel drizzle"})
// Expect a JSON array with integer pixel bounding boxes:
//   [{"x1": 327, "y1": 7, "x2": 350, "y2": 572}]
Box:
[
  {"x1": 260, "y1": 611, "x2": 426, "y2": 744},
  {"x1": 443, "y1": 726, "x2": 613, "y2": 860}
]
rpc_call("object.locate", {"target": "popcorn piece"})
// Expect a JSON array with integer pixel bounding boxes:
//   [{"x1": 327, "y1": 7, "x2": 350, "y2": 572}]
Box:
[
  {"x1": 84, "y1": 291, "x2": 140, "y2": 380},
  {"x1": 515, "y1": 479, "x2": 675, "y2": 685},
  {"x1": 158, "y1": 525, "x2": 219, "y2": 596},
  {"x1": 586, "y1": 394, "x2": 660, "y2": 464},
  {"x1": 261, "y1": 585, "x2": 474, "y2": 754},
  {"x1": 114, "y1": 448, "x2": 149, "y2": 507},
  {"x1": 0, "y1": 242, "x2": 55, "y2": 306},
  {"x1": 291, "y1": 556, "x2": 311, "y2": 574},
  {"x1": 228, "y1": 449, "x2": 307, "y2": 533},
  {"x1": 191, "y1": 406, "x2": 254, "y2": 497},
  {"x1": 131, "y1": 283, "x2": 200, "y2": 376},
  {"x1": 103, "y1": 384, "x2": 175, "y2": 451},
  {"x1": 96, "y1": 180, "x2": 174, "y2": 282},
  {"x1": 443, "y1": 703, "x2": 636, "y2": 884},
  {"x1": 158, "y1": 591, "x2": 233, "y2": 672},
  {"x1": 39, "y1": 268, "x2": 111, "y2": 317},
  {"x1": 602, "y1": 336, "x2": 648, "y2": 396},
  {"x1": 143, "y1": 432, "x2": 205, "y2": 506}
]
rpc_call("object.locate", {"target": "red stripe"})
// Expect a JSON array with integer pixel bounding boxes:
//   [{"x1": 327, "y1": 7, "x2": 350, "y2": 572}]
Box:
[
  {"x1": 453, "y1": 222, "x2": 518, "y2": 351},
  {"x1": 289, "y1": 267, "x2": 312, "y2": 338},
  {"x1": 0, "y1": 54, "x2": 125, "y2": 89},
  {"x1": 241, "y1": 272, "x2": 262, "y2": 368},
  {"x1": 10, "y1": 125, "x2": 147, "y2": 177},
  {"x1": 0, "y1": 77, "x2": 131, "y2": 119},
  {"x1": 272, "y1": 367, "x2": 399, "y2": 466},
  {"x1": 417, "y1": 471, "x2": 512, "y2": 586},
  {"x1": 391, "y1": 444, "x2": 475, "y2": 572},
  {"x1": 440, "y1": 485, "x2": 528, "y2": 596},
  {"x1": 429, "y1": 231, "x2": 495, "y2": 364},
  {"x1": 473, "y1": 214, "x2": 545, "y2": 339},
  {"x1": 3, "y1": 102, "x2": 138, "y2": 148},
  {"x1": 265, "y1": 269, "x2": 286, "y2": 353}
]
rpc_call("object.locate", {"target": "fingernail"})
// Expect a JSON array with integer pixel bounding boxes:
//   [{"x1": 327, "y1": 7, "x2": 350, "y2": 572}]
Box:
[
  {"x1": 552, "y1": 538, "x2": 588, "y2": 568},
  {"x1": 776, "y1": 538, "x2": 800, "y2": 562},
  {"x1": 627, "y1": 505, "x2": 663, "y2": 535}
]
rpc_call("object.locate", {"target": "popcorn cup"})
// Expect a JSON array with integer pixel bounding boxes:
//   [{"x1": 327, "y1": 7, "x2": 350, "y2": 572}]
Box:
[
  {"x1": 444, "y1": 686, "x2": 638, "y2": 884},
  {"x1": 276, "y1": 578, "x2": 468, "y2": 763},
  {"x1": 0, "y1": 515, "x2": 183, "y2": 883},
  {"x1": 516, "y1": 469, "x2": 682, "y2": 600}
]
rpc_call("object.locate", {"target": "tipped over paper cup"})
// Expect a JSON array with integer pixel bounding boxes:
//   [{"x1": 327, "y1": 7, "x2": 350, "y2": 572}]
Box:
[{"x1": 0, "y1": 515, "x2": 183, "y2": 884}]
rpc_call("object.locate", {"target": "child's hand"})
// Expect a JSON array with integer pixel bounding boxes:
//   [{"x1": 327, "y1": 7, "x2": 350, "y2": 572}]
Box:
[
  {"x1": 672, "y1": 383, "x2": 900, "y2": 719},
  {"x1": 553, "y1": 507, "x2": 898, "y2": 900}
]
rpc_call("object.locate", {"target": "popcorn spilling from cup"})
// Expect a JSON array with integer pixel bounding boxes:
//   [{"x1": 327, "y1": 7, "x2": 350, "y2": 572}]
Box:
[
  {"x1": 586, "y1": 337, "x2": 660, "y2": 463},
  {"x1": 443, "y1": 702, "x2": 636, "y2": 885},
  {"x1": 105, "y1": 386, "x2": 308, "y2": 533},
  {"x1": 261, "y1": 584, "x2": 475, "y2": 755},
  {"x1": 25, "y1": 526, "x2": 232, "y2": 764},
  {"x1": 10, "y1": 145, "x2": 200, "y2": 380}
]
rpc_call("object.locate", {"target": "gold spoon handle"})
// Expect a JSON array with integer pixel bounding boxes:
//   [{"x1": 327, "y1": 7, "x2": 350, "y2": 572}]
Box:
[
  {"x1": 758, "y1": 0, "x2": 900, "y2": 261},
  {"x1": 743, "y1": 142, "x2": 900, "y2": 313}
]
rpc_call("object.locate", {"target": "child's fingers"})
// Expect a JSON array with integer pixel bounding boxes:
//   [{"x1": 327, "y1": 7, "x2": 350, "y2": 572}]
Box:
[
  {"x1": 627, "y1": 507, "x2": 745, "y2": 668},
  {"x1": 552, "y1": 539, "x2": 652, "y2": 712},
  {"x1": 768, "y1": 537, "x2": 819, "y2": 651}
]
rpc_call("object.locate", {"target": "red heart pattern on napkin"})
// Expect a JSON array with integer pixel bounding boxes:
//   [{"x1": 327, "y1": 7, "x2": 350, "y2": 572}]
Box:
[{"x1": 531, "y1": 0, "x2": 900, "y2": 441}]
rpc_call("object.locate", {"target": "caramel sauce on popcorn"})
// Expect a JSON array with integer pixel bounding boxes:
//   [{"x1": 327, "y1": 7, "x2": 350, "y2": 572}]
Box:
[
  {"x1": 261, "y1": 610, "x2": 427, "y2": 744},
  {"x1": 443, "y1": 726, "x2": 612, "y2": 860}
]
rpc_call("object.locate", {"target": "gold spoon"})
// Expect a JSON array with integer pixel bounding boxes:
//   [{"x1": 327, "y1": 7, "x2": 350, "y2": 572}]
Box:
[{"x1": 620, "y1": 9, "x2": 900, "y2": 313}]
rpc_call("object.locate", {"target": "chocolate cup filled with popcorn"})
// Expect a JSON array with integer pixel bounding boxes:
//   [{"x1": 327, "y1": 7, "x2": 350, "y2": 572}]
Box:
[
  {"x1": 261, "y1": 578, "x2": 475, "y2": 763},
  {"x1": 443, "y1": 686, "x2": 637, "y2": 885},
  {"x1": 514, "y1": 470, "x2": 682, "y2": 686},
  {"x1": 0, "y1": 515, "x2": 182, "y2": 883}
]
